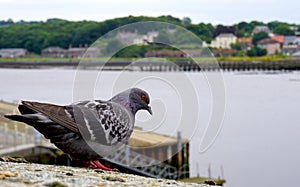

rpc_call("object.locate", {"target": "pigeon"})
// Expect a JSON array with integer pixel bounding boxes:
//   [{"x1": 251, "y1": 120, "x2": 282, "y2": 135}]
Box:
[{"x1": 5, "y1": 88, "x2": 152, "y2": 171}]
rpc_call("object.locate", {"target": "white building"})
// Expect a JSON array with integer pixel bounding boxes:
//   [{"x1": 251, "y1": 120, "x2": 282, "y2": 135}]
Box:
[
  {"x1": 133, "y1": 31, "x2": 159, "y2": 45},
  {"x1": 117, "y1": 31, "x2": 158, "y2": 45},
  {"x1": 0, "y1": 48, "x2": 27, "y2": 58},
  {"x1": 252, "y1": 26, "x2": 272, "y2": 35},
  {"x1": 209, "y1": 33, "x2": 237, "y2": 49}
]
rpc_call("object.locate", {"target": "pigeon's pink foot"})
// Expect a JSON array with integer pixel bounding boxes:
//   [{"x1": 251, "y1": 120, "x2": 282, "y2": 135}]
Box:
[{"x1": 85, "y1": 160, "x2": 117, "y2": 171}]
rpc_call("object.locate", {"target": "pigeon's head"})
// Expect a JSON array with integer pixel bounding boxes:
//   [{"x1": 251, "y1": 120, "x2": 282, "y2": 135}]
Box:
[
  {"x1": 129, "y1": 88, "x2": 152, "y2": 115},
  {"x1": 111, "y1": 88, "x2": 152, "y2": 115}
]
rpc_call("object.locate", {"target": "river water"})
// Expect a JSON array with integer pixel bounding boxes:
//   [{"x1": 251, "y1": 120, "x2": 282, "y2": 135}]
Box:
[{"x1": 1, "y1": 68, "x2": 300, "y2": 187}]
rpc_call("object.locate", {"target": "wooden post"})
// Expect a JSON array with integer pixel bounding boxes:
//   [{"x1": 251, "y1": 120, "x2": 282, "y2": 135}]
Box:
[
  {"x1": 167, "y1": 145, "x2": 172, "y2": 165},
  {"x1": 177, "y1": 131, "x2": 182, "y2": 169}
]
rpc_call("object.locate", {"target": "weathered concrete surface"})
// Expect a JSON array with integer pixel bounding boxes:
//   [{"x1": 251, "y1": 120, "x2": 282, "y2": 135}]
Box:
[{"x1": 0, "y1": 161, "x2": 211, "y2": 187}]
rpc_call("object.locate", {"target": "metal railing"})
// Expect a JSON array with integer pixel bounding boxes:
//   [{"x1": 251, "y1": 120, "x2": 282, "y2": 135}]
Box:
[
  {"x1": 0, "y1": 123, "x2": 49, "y2": 151},
  {"x1": 0, "y1": 123, "x2": 31, "y2": 148},
  {"x1": 105, "y1": 145, "x2": 180, "y2": 179}
]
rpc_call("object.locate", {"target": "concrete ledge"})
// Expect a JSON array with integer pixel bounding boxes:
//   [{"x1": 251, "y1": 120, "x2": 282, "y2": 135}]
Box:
[{"x1": 0, "y1": 161, "x2": 212, "y2": 187}]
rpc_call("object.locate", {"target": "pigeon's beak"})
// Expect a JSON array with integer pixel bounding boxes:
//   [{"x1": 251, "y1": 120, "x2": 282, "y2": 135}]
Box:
[{"x1": 146, "y1": 105, "x2": 152, "y2": 115}]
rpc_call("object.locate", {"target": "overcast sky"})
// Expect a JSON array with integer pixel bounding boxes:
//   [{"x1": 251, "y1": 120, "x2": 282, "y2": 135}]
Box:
[{"x1": 0, "y1": 0, "x2": 299, "y2": 25}]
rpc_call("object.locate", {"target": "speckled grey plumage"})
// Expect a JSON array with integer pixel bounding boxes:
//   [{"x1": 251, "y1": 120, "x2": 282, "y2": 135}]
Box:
[{"x1": 5, "y1": 88, "x2": 152, "y2": 160}]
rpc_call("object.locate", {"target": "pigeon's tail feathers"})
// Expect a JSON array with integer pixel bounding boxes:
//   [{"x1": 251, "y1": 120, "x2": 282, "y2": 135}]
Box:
[
  {"x1": 4, "y1": 113, "x2": 52, "y2": 124},
  {"x1": 4, "y1": 114, "x2": 28, "y2": 123},
  {"x1": 4, "y1": 113, "x2": 68, "y2": 139},
  {"x1": 4, "y1": 103, "x2": 37, "y2": 122}
]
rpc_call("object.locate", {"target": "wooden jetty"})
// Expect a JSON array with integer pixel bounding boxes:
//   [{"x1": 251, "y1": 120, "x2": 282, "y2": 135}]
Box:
[{"x1": 1, "y1": 59, "x2": 300, "y2": 71}]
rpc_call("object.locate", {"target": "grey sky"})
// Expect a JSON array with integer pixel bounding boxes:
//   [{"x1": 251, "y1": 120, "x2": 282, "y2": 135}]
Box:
[{"x1": 0, "y1": 0, "x2": 299, "y2": 25}]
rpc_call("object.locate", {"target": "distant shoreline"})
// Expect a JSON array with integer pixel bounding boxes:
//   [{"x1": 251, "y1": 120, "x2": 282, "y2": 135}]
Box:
[{"x1": 0, "y1": 59, "x2": 300, "y2": 71}]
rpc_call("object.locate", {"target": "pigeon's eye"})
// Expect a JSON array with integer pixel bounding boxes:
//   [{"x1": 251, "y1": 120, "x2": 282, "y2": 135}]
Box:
[{"x1": 141, "y1": 95, "x2": 146, "y2": 101}]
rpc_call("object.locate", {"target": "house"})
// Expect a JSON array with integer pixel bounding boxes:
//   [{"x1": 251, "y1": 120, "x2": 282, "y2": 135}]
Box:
[
  {"x1": 210, "y1": 33, "x2": 237, "y2": 49},
  {"x1": 144, "y1": 50, "x2": 185, "y2": 58},
  {"x1": 282, "y1": 36, "x2": 299, "y2": 55},
  {"x1": 133, "y1": 31, "x2": 159, "y2": 45},
  {"x1": 270, "y1": 35, "x2": 300, "y2": 55},
  {"x1": 237, "y1": 37, "x2": 253, "y2": 51},
  {"x1": 83, "y1": 47, "x2": 101, "y2": 58},
  {"x1": 282, "y1": 45, "x2": 298, "y2": 55},
  {"x1": 65, "y1": 47, "x2": 87, "y2": 58},
  {"x1": 271, "y1": 35, "x2": 284, "y2": 47},
  {"x1": 0, "y1": 48, "x2": 27, "y2": 58},
  {"x1": 257, "y1": 38, "x2": 281, "y2": 55},
  {"x1": 213, "y1": 49, "x2": 238, "y2": 57},
  {"x1": 284, "y1": 36, "x2": 298, "y2": 45},
  {"x1": 117, "y1": 31, "x2": 158, "y2": 45},
  {"x1": 41, "y1": 46, "x2": 66, "y2": 58},
  {"x1": 252, "y1": 26, "x2": 272, "y2": 35},
  {"x1": 65, "y1": 47, "x2": 100, "y2": 58},
  {"x1": 289, "y1": 26, "x2": 298, "y2": 32},
  {"x1": 41, "y1": 46, "x2": 100, "y2": 58},
  {"x1": 212, "y1": 25, "x2": 238, "y2": 38},
  {"x1": 206, "y1": 26, "x2": 238, "y2": 49}
]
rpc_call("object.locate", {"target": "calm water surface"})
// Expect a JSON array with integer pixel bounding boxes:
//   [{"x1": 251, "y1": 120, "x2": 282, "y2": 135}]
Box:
[{"x1": 1, "y1": 68, "x2": 300, "y2": 187}]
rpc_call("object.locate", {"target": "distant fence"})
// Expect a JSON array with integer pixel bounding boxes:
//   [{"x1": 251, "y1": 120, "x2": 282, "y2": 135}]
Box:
[{"x1": 0, "y1": 123, "x2": 32, "y2": 149}]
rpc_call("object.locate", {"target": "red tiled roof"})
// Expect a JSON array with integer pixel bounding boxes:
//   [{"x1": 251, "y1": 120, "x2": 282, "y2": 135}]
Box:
[
  {"x1": 271, "y1": 35, "x2": 284, "y2": 44},
  {"x1": 258, "y1": 38, "x2": 280, "y2": 45}
]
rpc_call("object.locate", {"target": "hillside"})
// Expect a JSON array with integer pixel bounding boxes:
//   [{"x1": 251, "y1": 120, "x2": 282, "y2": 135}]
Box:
[{"x1": 0, "y1": 15, "x2": 299, "y2": 54}]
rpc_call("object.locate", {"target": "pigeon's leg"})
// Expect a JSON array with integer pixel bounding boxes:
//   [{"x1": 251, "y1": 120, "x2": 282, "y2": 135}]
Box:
[{"x1": 85, "y1": 160, "x2": 116, "y2": 171}]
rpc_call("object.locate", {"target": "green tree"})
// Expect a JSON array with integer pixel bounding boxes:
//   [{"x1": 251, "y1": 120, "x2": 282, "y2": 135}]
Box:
[
  {"x1": 257, "y1": 47, "x2": 267, "y2": 56},
  {"x1": 252, "y1": 32, "x2": 269, "y2": 45},
  {"x1": 246, "y1": 47, "x2": 267, "y2": 57},
  {"x1": 247, "y1": 48, "x2": 257, "y2": 57},
  {"x1": 273, "y1": 25, "x2": 295, "y2": 35},
  {"x1": 181, "y1": 17, "x2": 192, "y2": 26},
  {"x1": 185, "y1": 23, "x2": 214, "y2": 43},
  {"x1": 230, "y1": 43, "x2": 242, "y2": 51},
  {"x1": 267, "y1": 21, "x2": 289, "y2": 31},
  {"x1": 237, "y1": 21, "x2": 254, "y2": 37}
]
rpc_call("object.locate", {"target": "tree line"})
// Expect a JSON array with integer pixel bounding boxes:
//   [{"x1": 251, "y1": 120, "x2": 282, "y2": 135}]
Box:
[{"x1": 0, "y1": 16, "x2": 299, "y2": 54}]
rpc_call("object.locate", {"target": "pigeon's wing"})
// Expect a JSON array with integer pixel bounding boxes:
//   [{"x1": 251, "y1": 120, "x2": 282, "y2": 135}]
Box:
[
  {"x1": 22, "y1": 100, "x2": 134, "y2": 146},
  {"x1": 21, "y1": 101, "x2": 79, "y2": 133},
  {"x1": 66, "y1": 100, "x2": 134, "y2": 145}
]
